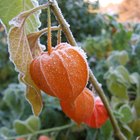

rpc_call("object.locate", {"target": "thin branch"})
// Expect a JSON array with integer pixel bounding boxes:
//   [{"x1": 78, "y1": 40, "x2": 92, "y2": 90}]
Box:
[
  {"x1": 6, "y1": 123, "x2": 74, "y2": 140},
  {"x1": 49, "y1": 0, "x2": 127, "y2": 140},
  {"x1": 57, "y1": 25, "x2": 62, "y2": 44},
  {"x1": 27, "y1": 26, "x2": 60, "y2": 39}
]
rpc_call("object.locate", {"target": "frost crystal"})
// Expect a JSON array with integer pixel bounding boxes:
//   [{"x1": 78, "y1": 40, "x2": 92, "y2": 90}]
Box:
[
  {"x1": 74, "y1": 47, "x2": 87, "y2": 59},
  {"x1": 9, "y1": 17, "x2": 23, "y2": 27},
  {"x1": 39, "y1": 43, "x2": 46, "y2": 50}
]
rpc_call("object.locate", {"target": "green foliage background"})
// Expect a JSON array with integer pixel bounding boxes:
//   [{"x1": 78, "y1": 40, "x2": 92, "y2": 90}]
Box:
[{"x1": 0, "y1": 0, "x2": 140, "y2": 140}]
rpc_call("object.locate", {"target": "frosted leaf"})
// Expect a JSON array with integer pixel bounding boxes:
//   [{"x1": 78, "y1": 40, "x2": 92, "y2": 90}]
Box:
[
  {"x1": 9, "y1": 16, "x2": 25, "y2": 27},
  {"x1": 8, "y1": 23, "x2": 43, "y2": 116},
  {"x1": 8, "y1": 27, "x2": 32, "y2": 73},
  {"x1": 27, "y1": 32, "x2": 43, "y2": 58},
  {"x1": 9, "y1": 0, "x2": 44, "y2": 33},
  {"x1": 0, "y1": 0, "x2": 41, "y2": 33},
  {"x1": 9, "y1": 7, "x2": 36, "y2": 28},
  {"x1": 24, "y1": 73, "x2": 43, "y2": 116},
  {"x1": 40, "y1": 44, "x2": 46, "y2": 50}
]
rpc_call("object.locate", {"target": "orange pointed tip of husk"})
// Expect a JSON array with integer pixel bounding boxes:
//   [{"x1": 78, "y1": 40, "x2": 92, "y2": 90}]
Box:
[
  {"x1": 30, "y1": 43, "x2": 89, "y2": 102},
  {"x1": 84, "y1": 97, "x2": 109, "y2": 128},
  {"x1": 60, "y1": 88, "x2": 94, "y2": 124}
]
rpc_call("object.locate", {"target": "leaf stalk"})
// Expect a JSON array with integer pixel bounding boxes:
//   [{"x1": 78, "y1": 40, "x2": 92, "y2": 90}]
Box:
[{"x1": 47, "y1": 6, "x2": 52, "y2": 54}]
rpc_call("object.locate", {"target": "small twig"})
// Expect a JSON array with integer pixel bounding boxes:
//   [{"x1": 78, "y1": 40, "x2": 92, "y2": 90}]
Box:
[
  {"x1": 6, "y1": 123, "x2": 74, "y2": 140},
  {"x1": 57, "y1": 25, "x2": 62, "y2": 44},
  {"x1": 38, "y1": 26, "x2": 59, "y2": 37},
  {"x1": 27, "y1": 26, "x2": 60, "y2": 39}
]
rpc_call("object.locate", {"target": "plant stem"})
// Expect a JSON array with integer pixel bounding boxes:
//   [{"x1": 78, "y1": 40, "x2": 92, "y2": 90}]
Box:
[
  {"x1": 49, "y1": 0, "x2": 77, "y2": 46},
  {"x1": 89, "y1": 70, "x2": 127, "y2": 140},
  {"x1": 57, "y1": 25, "x2": 62, "y2": 44},
  {"x1": 38, "y1": 26, "x2": 59, "y2": 37},
  {"x1": 27, "y1": 26, "x2": 60, "y2": 40},
  {"x1": 47, "y1": 6, "x2": 52, "y2": 54},
  {"x1": 49, "y1": 0, "x2": 127, "y2": 140},
  {"x1": 6, "y1": 123, "x2": 74, "y2": 140}
]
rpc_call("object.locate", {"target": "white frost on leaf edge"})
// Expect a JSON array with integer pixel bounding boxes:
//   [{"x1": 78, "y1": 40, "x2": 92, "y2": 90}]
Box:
[{"x1": 9, "y1": 0, "x2": 41, "y2": 29}]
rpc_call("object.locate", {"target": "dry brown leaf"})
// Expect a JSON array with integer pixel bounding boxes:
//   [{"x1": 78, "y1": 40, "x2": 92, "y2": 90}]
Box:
[
  {"x1": 24, "y1": 72, "x2": 43, "y2": 116},
  {"x1": 26, "y1": 86, "x2": 42, "y2": 115},
  {"x1": 27, "y1": 32, "x2": 43, "y2": 58},
  {"x1": 8, "y1": 27, "x2": 32, "y2": 73},
  {"x1": 8, "y1": 11, "x2": 43, "y2": 115}
]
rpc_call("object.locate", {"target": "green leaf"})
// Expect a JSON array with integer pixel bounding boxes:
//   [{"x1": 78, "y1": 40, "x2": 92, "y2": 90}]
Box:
[
  {"x1": 105, "y1": 65, "x2": 131, "y2": 88},
  {"x1": 130, "y1": 73, "x2": 140, "y2": 95},
  {"x1": 134, "y1": 96, "x2": 140, "y2": 117},
  {"x1": 86, "y1": 128, "x2": 98, "y2": 140},
  {"x1": 119, "y1": 105, "x2": 133, "y2": 123},
  {"x1": 120, "y1": 124, "x2": 133, "y2": 140},
  {"x1": 40, "y1": 107, "x2": 69, "y2": 129},
  {"x1": 110, "y1": 96, "x2": 126, "y2": 109},
  {"x1": 105, "y1": 66, "x2": 131, "y2": 99},
  {"x1": 116, "y1": 66, "x2": 131, "y2": 85},
  {"x1": 1, "y1": 84, "x2": 27, "y2": 118},
  {"x1": 3, "y1": 85, "x2": 24, "y2": 116},
  {"x1": 0, "y1": 127, "x2": 14, "y2": 138},
  {"x1": 107, "y1": 79, "x2": 128, "y2": 99},
  {"x1": 14, "y1": 116, "x2": 40, "y2": 135},
  {"x1": 26, "y1": 116, "x2": 40, "y2": 131},
  {"x1": 100, "y1": 120, "x2": 113, "y2": 140},
  {"x1": 14, "y1": 121, "x2": 31, "y2": 135},
  {"x1": 24, "y1": 0, "x2": 41, "y2": 34},
  {"x1": 0, "y1": 0, "x2": 40, "y2": 33},
  {"x1": 106, "y1": 51, "x2": 129, "y2": 66},
  {"x1": 130, "y1": 119, "x2": 140, "y2": 136}
]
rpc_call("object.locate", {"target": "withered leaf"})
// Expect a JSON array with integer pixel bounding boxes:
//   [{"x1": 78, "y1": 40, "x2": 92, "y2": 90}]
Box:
[
  {"x1": 27, "y1": 32, "x2": 43, "y2": 58},
  {"x1": 8, "y1": 26, "x2": 32, "y2": 74},
  {"x1": 8, "y1": 4, "x2": 50, "y2": 115},
  {"x1": 8, "y1": 25, "x2": 43, "y2": 116},
  {"x1": 24, "y1": 72, "x2": 43, "y2": 116},
  {"x1": 27, "y1": 26, "x2": 60, "y2": 58}
]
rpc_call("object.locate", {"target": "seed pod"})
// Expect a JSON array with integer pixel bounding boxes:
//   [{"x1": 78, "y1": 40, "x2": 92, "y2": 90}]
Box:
[
  {"x1": 60, "y1": 88, "x2": 94, "y2": 124},
  {"x1": 84, "y1": 97, "x2": 109, "y2": 128},
  {"x1": 30, "y1": 43, "x2": 88, "y2": 101}
]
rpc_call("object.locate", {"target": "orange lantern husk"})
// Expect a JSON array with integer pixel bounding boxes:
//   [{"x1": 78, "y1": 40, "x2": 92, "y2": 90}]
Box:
[
  {"x1": 84, "y1": 97, "x2": 109, "y2": 128},
  {"x1": 30, "y1": 43, "x2": 89, "y2": 102},
  {"x1": 60, "y1": 88, "x2": 94, "y2": 124}
]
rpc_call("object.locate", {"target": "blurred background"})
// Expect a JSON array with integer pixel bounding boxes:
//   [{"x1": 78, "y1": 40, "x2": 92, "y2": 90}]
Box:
[{"x1": 0, "y1": 0, "x2": 140, "y2": 140}]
